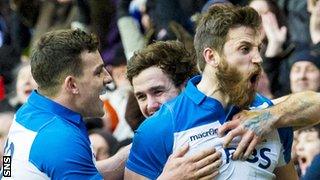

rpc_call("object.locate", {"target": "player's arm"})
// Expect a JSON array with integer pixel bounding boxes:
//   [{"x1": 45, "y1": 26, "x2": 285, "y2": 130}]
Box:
[
  {"x1": 124, "y1": 168, "x2": 148, "y2": 180},
  {"x1": 274, "y1": 160, "x2": 298, "y2": 180},
  {"x1": 96, "y1": 144, "x2": 131, "y2": 180},
  {"x1": 271, "y1": 91, "x2": 320, "y2": 129},
  {"x1": 218, "y1": 91, "x2": 320, "y2": 160}
]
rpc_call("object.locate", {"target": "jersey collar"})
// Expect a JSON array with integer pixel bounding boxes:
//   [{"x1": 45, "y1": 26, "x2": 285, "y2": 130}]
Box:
[
  {"x1": 184, "y1": 75, "x2": 242, "y2": 124},
  {"x1": 28, "y1": 90, "x2": 82, "y2": 125}
]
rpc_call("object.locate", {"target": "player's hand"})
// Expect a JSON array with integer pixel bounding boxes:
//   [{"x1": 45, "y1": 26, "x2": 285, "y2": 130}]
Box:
[
  {"x1": 158, "y1": 144, "x2": 222, "y2": 180},
  {"x1": 262, "y1": 12, "x2": 287, "y2": 57},
  {"x1": 218, "y1": 110, "x2": 275, "y2": 160}
]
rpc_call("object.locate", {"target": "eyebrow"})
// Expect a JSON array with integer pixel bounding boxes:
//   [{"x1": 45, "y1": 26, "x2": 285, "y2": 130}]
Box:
[
  {"x1": 149, "y1": 85, "x2": 165, "y2": 91},
  {"x1": 237, "y1": 41, "x2": 262, "y2": 48},
  {"x1": 237, "y1": 41, "x2": 253, "y2": 46},
  {"x1": 94, "y1": 64, "x2": 104, "y2": 74},
  {"x1": 134, "y1": 91, "x2": 144, "y2": 97},
  {"x1": 134, "y1": 85, "x2": 165, "y2": 96}
]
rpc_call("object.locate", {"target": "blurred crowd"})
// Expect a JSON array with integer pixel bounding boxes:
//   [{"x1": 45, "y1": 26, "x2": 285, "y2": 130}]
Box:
[{"x1": 0, "y1": 0, "x2": 319, "y2": 178}]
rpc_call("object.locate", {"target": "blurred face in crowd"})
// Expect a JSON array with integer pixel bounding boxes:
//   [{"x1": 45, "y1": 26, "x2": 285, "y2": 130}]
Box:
[
  {"x1": 16, "y1": 65, "x2": 38, "y2": 104},
  {"x1": 132, "y1": 66, "x2": 181, "y2": 117},
  {"x1": 89, "y1": 133, "x2": 110, "y2": 160},
  {"x1": 75, "y1": 51, "x2": 113, "y2": 117},
  {"x1": 290, "y1": 61, "x2": 320, "y2": 93},
  {"x1": 296, "y1": 130, "x2": 320, "y2": 169},
  {"x1": 215, "y1": 26, "x2": 262, "y2": 108}
]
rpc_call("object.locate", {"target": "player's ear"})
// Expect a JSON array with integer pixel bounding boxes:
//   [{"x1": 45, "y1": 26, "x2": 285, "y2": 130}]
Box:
[
  {"x1": 203, "y1": 47, "x2": 219, "y2": 67},
  {"x1": 64, "y1": 76, "x2": 79, "y2": 94}
]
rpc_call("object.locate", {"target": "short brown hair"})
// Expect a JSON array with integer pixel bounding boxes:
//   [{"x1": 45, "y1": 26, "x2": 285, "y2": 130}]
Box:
[
  {"x1": 194, "y1": 5, "x2": 261, "y2": 72},
  {"x1": 127, "y1": 41, "x2": 198, "y2": 88},
  {"x1": 31, "y1": 29, "x2": 99, "y2": 96}
]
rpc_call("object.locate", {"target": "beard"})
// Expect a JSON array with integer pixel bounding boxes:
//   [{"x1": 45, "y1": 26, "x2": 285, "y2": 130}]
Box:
[{"x1": 216, "y1": 58, "x2": 262, "y2": 109}]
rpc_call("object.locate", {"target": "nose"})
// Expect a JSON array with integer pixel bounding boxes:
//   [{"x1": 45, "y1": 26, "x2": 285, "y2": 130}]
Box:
[
  {"x1": 297, "y1": 69, "x2": 308, "y2": 80},
  {"x1": 102, "y1": 68, "x2": 113, "y2": 85},
  {"x1": 146, "y1": 97, "x2": 161, "y2": 115},
  {"x1": 296, "y1": 141, "x2": 304, "y2": 153},
  {"x1": 252, "y1": 51, "x2": 263, "y2": 64}
]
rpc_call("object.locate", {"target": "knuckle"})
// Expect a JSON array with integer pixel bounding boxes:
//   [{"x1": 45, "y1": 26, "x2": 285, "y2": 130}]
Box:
[
  {"x1": 190, "y1": 163, "x2": 198, "y2": 171},
  {"x1": 216, "y1": 151, "x2": 222, "y2": 157}
]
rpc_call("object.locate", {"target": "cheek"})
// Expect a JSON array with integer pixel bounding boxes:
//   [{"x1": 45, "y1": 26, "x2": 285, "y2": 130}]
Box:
[
  {"x1": 290, "y1": 72, "x2": 299, "y2": 83},
  {"x1": 305, "y1": 143, "x2": 317, "y2": 151},
  {"x1": 307, "y1": 73, "x2": 320, "y2": 82},
  {"x1": 138, "y1": 101, "x2": 147, "y2": 115},
  {"x1": 232, "y1": 62, "x2": 250, "y2": 75}
]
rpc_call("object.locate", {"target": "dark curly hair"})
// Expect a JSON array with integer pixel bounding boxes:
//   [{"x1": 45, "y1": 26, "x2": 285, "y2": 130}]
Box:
[{"x1": 127, "y1": 40, "x2": 198, "y2": 88}]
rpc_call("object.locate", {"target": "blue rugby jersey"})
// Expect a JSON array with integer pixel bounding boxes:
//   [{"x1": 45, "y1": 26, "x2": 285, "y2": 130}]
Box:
[
  {"x1": 0, "y1": 91, "x2": 102, "y2": 179},
  {"x1": 126, "y1": 75, "x2": 293, "y2": 180}
]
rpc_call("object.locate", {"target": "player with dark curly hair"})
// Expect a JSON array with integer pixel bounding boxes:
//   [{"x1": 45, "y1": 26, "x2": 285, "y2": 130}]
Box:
[{"x1": 127, "y1": 40, "x2": 198, "y2": 117}]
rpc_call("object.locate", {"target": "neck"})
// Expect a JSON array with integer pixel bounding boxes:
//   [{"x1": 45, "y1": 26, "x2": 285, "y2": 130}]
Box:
[
  {"x1": 197, "y1": 68, "x2": 230, "y2": 108},
  {"x1": 39, "y1": 89, "x2": 79, "y2": 113}
]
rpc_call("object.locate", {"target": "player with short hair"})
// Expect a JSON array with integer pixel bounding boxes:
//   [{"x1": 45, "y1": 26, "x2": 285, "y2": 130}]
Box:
[{"x1": 125, "y1": 5, "x2": 298, "y2": 180}]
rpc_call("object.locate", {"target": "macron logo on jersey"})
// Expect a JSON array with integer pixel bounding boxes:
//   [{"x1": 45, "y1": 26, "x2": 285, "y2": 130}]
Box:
[{"x1": 189, "y1": 128, "x2": 218, "y2": 142}]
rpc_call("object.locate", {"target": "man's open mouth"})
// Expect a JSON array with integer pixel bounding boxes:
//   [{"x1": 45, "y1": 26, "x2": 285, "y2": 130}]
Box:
[{"x1": 249, "y1": 71, "x2": 260, "y2": 84}]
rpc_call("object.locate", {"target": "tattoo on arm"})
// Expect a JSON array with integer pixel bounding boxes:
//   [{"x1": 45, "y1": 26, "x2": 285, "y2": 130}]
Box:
[
  {"x1": 242, "y1": 111, "x2": 274, "y2": 136},
  {"x1": 277, "y1": 95, "x2": 315, "y2": 128}
]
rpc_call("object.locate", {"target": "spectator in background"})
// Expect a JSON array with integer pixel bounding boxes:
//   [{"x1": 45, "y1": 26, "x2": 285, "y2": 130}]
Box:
[
  {"x1": 85, "y1": 117, "x2": 121, "y2": 159},
  {"x1": 289, "y1": 49, "x2": 320, "y2": 94},
  {"x1": 87, "y1": 0, "x2": 123, "y2": 65},
  {"x1": 0, "y1": 45, "x2": 21, "y2": 95},
  {"x1": 100, "y1": 46, "x2": 134, "y2": 142},
  {"x1": 117, "y1": 0, "x2": 198, "y2": 60},
  {"x1": 30, "y1": 0, "x2": 78, "y2": 47},
  {"x1": 249, "y1": 0, "x2": 294, "y2": 97},
  {"x1": 84, "y1": 117, "x2": 105, "y2": 131},
  {"x1": 89, "y1": 129, "x2": 119, "y2": 160},
  {"x1": 296, "y1": 125, "x2": 320, "y2": 178},
  {"x1": 144, "y1": 0, "x2": 206, "y2": 40},
  {"x1": 309, "y1": 0, "x2": 320, "y2": 47},
  {"x1": 288, "y1": 48, "x2": 320, "y2": 178},
  {"x1": 277, "y1": 0, "x2": 312, "y2": 46},
  {"x1": 10, "y1": 62, "x2": 37, "y2": 111}
]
